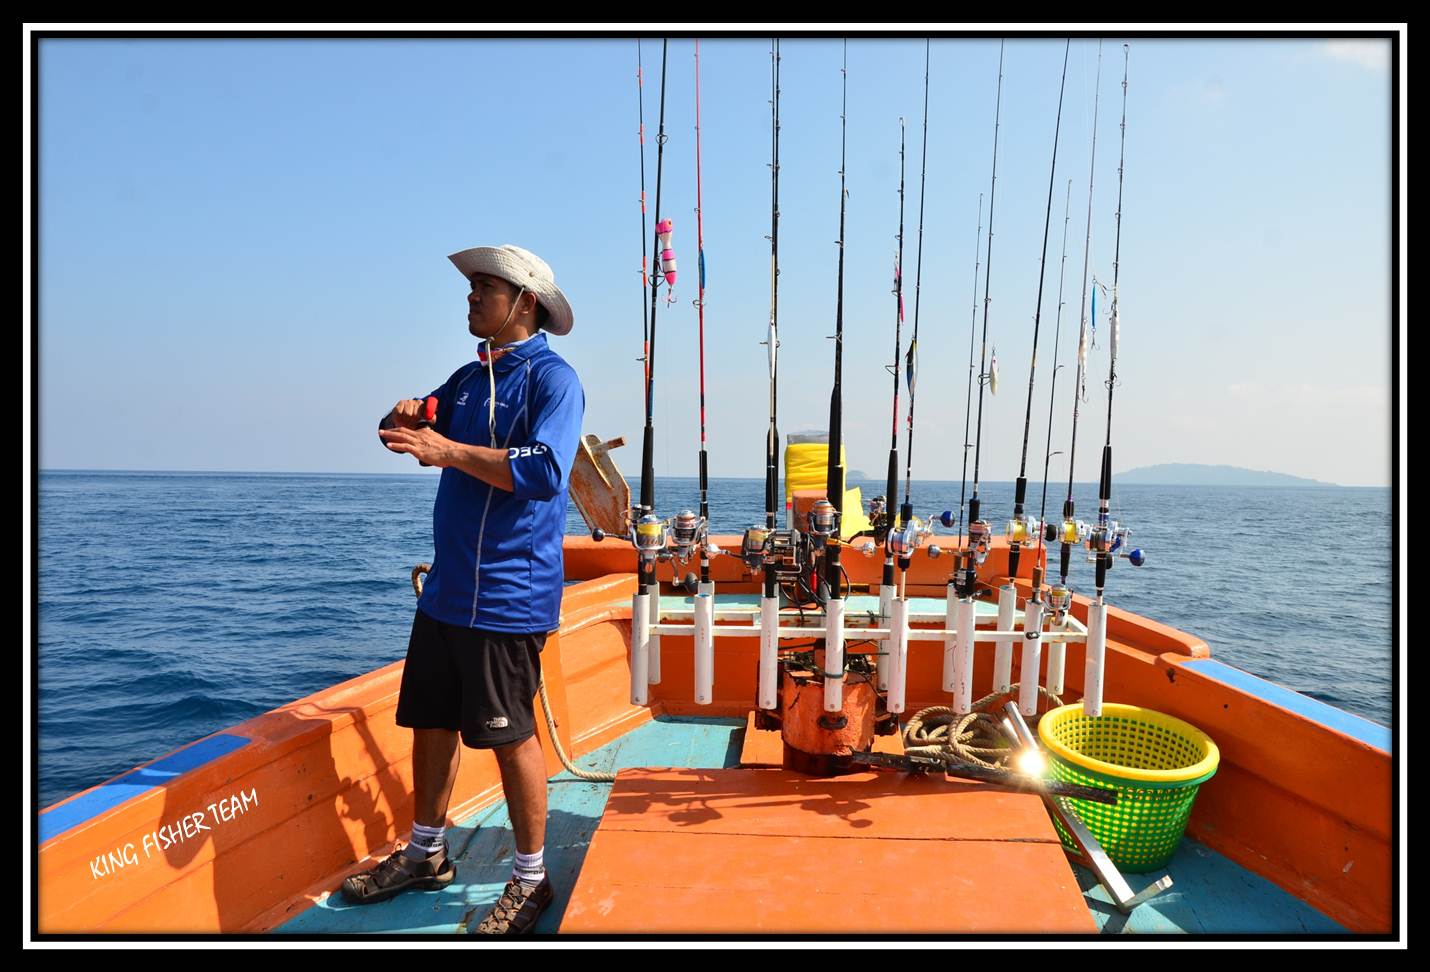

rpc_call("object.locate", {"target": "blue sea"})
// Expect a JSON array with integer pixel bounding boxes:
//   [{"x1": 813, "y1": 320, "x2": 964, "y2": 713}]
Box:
[{"x1": 35, "y1": 470, "x2": 1393, "y2": 808}]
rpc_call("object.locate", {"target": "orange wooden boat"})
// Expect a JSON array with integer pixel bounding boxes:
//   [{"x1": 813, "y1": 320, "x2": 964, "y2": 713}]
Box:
[{"x1": 36, "y1": 532, "x2": 1394, "y2": 936}]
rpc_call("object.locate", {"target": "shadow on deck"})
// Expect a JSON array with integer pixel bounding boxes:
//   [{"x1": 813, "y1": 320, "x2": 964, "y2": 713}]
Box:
[{"x1": 278, "y1": 715, "x2": 1344, "y2": 936}]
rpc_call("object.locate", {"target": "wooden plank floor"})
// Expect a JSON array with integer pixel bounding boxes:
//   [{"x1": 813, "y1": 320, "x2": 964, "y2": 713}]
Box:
[
  {"x1": 277, "y1": 715, "x2": 1346, "y2": 936},
  {"x1": 560, "y1": 767, "x2": 1096, "y2": 934}
]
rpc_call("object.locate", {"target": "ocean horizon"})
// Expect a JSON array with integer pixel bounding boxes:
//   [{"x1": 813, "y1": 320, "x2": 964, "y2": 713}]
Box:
[{"x1": 36, "y1": 466, "x2": 1388, "y2": 488}]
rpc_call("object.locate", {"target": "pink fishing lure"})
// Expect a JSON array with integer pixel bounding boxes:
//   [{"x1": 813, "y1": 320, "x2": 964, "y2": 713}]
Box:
[{"x1": 656, "y1": 218, "x2": 677, "y2": 288}]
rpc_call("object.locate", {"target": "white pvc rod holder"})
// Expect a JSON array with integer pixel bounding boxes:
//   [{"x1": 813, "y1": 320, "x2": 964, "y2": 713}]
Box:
[
  {"x1": 630, "y1": 590, "x2": 650, "y2": 706},
  {"x1": 758, "y1": 595, "x2": 779, "y2": 710},
  {"x1": 942, "y1": 586, "x2": 958, "y2": 693},
  {"x1": 1046, "y1": 617, "x2": 1067, "y2": 698},
  {"x1": 1083, "y1": 600, "x2": 1108, "y2": 717},
  {"x1": 994, "y1": 584, "x2": 1017, "y2": 695},
  {"x1": 877, "y1": 583, "x2": 895, "y2": 691},
  {"x1": 887, "y1": 597, "x2": 910, "y2": 713},
  {"x1": 823, "y1": 597, "x2": 846, "y2": 713},
  {"x1": 693, "y1": 582, "x2": 715, "y2": 705},
  {"x1": 952, "y1": 597, "x2": 976, "y2": 714},
  {"x1": 1018, "y1": 598, "x2": 1045, "y2": 716},
  {"x1": 646, "y1": 623, "x2": 1086, "y2": 643}
]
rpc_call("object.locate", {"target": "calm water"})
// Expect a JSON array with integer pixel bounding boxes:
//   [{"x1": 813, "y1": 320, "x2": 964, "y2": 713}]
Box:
[{"x1": 36, "y1": 470, "x2": 1393, "y2": 807}]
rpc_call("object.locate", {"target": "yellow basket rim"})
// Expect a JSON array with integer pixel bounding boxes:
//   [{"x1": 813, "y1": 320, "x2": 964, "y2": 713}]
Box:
[{"x1": 1038, "y1": 702, "x2": 1220, "y2": 784}]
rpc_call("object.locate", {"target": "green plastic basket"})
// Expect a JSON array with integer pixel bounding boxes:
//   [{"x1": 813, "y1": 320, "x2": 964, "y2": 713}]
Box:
[{"x1": 1038, "y1": 703, "x2": 1219, "y2": 872}]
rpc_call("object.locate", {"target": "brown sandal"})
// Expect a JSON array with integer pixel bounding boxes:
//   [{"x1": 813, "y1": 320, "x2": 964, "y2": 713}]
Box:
[
  {"x1": 339, "y1": 844, "x2": 456, "y2": 905},
  {"x1": 474, "y1": 877, "x2": 552, "y2": 935}
]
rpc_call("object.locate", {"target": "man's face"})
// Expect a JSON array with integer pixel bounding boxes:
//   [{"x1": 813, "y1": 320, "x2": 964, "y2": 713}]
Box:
[{"x1": 466, "y1": 272, "x2": 525, "y2": 339}]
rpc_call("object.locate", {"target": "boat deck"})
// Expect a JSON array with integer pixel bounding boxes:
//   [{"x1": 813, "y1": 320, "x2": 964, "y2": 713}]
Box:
[{"x1": 278, "y1": 716, "x2": 1346, "y2": 936}]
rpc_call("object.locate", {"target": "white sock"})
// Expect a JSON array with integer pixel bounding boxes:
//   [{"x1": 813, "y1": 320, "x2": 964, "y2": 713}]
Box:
[
  {"x1": 404, "y1": 821, "x2": 446, "y2": 860},
  {"x1": 513, "y1": 848, "x2": 545, "y2": 888}
]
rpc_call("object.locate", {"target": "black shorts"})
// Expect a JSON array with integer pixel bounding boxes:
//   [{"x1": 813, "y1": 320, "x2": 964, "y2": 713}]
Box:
[{"x1": 395, "y1": 609, "x2": 547, "y2": 749}]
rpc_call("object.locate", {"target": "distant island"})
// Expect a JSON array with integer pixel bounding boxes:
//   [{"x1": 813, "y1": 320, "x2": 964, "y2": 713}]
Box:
[{"x1": 1118, "y1": 464, "x2": 1336, "y2": 487}]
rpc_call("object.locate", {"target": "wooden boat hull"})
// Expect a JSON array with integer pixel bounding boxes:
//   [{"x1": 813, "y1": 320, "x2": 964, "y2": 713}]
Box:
[{"x1": 37, "y1": 538, "x2": 1392, "y2": 934}]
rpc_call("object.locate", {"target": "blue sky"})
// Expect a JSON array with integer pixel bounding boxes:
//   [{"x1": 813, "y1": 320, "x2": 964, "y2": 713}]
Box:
[{"x1": 31, "y1": 33, "x2": 1397, "y2": 485}]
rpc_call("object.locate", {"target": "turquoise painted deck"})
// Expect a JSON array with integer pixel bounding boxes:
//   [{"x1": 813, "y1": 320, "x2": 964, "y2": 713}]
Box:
[
  {"x1": 279, "y1": 716, "x2": 745, "y2": 935},
  {"x1": 278, "y1": 716, "x2": 1343, "y2": 935},
  {"x1": 1073, "y1": 843, "x2": 1345, "y2": 934}
]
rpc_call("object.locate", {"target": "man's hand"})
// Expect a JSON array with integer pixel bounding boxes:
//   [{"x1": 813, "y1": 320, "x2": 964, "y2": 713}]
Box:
[
  {"x1": 379, "y1": 426, "x2": 456, "y2": 467},
  {"x1": 386, "y1": 398, "x2": 427, "y2": 430}
]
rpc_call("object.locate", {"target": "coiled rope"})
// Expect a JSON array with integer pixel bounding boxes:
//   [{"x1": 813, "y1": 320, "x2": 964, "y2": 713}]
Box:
[{"x1": 903, "y1": 684, "x2": 1064, "y2": 769}]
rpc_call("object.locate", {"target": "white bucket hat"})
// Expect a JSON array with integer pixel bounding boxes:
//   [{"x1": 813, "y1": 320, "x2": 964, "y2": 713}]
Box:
[{"x1": 448, "y1": 244, "x2": 575, "y2": 336}]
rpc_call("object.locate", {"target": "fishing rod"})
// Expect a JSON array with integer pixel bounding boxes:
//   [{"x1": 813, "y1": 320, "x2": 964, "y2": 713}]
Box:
[
  {"x1": 628, "y1": 38, "x2": 673, "y2": 706},
  {"x1": 893, "y1": 41, "x2": 939, "y2": 575},
  {"x1": 1055, "y1": 41, "x2": 1105, "y2": 623},
  {"x1": 637, "y1": 39, "x2": 670, "y2": 531},
  {"x1": 1002, "y1": 40, "x2": 1069, "y2": 716},
  {"x1": 676, "y1": 39, "x2": 718, "y2": 706},
  {"x1": 1084, "y1": 43, "x2": 1145, "y2": 717},
  {"x1": 1039, "y1": 179, "x2": 1074, "y2": 563},
  {"x1": 887, "y1": 43, "x2": 941, "y2": 716},
  {"x1": 747, "y1": 38, "x2": 783, "y2": 712},
  {"x1": 1100, "y1": 47, "x2": 1130, "y2": 534},
  {"x1": 767, "y1": 39, "x2": 782, "y2": 545},
  {"x1": 636, "y1": 41, "x2": 651, "y2": 391},
  {"x1": 875, "y1": 116, "x2": 906, "y2": 702},
  {"x1": 1036, "y1": 176, "x2": 1075, "y2": 699},
  {"x1": 957, "y1": 40, "x2": 1005, "y2": 602},
  {"x1": 692, "y1": 39, "x2": 710, "y2": 586},
  {"x1": 947, "y1": 40, "x2": 1003, "y2": 716},
  {"x1": 943, "y1": 193, "x2": 984, "y2": 706},
  {"x1": 817, "y1": 39, "x2": 850, "y2": 715},
  {"x1": 955, "y1": 194, "x2": 984, "y2": 550},
  {"x1": 669, "y1": 40, "x2": 712, "y2": 591},
  {"x1": 880, "y1": 118, "x2": 906, "y2": 563},
  {"x1": 1006, "y1": 39, "x2": 1070, "y2": 584}
]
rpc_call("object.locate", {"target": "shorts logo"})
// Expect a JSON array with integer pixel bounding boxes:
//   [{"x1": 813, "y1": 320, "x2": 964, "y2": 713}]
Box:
[
  {"x1": 456, "y1": 392, "x2": 469, "y2": 406},
  {"x1": 485, "y1": 716, "x2": 509, "y2": 730},
  {"x1": 507, "y1": 444, "x2": 549, "y2": 459}
]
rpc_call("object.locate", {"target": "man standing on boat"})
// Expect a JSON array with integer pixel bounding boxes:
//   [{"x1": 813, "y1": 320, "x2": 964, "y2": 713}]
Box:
[{"x1": 348, "y1": 244, "x2": 583, "y2": 936}]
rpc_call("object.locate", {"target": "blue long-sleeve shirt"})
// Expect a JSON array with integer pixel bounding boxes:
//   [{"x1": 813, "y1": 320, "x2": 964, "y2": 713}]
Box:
[{"x1": 415, "y1": 333, "x2": 584, "y2": 633}]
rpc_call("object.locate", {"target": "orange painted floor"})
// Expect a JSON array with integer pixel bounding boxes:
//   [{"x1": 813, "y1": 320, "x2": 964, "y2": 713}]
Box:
[{"x1": 560, "y1": 766, "x2": 1097, "y2": 934}]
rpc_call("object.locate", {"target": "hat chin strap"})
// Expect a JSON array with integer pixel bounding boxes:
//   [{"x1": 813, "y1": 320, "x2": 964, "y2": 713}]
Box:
[
  {"x1": 484, "y1": 286, "x2": 528, "y2": 349},
  {"x1": 484, "y1": 286, "x2": 528, "y2": 441}
]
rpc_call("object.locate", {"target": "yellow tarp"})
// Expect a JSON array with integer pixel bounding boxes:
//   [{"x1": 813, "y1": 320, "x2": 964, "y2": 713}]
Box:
[{"x1": 784, "y1": 439, "x2": 873, "y2": 540}]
